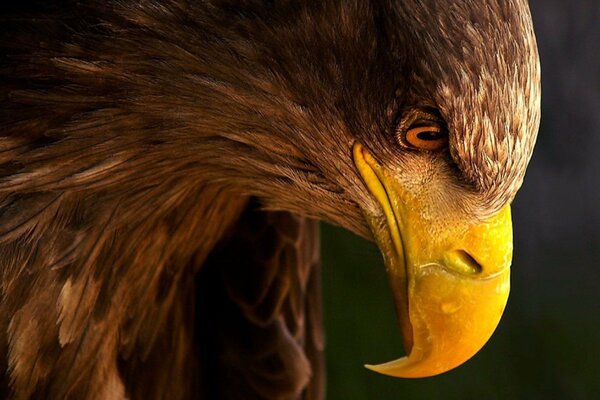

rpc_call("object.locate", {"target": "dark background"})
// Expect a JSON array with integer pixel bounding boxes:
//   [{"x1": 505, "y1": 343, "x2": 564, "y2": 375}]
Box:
[{"x1": 321, "y1": 1, "x2": 600, "y2": 399}]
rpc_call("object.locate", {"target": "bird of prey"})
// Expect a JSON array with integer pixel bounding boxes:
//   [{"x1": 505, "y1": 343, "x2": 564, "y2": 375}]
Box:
[{"x1": 0, "y1": 0, "x2": 540, "y2": 399}]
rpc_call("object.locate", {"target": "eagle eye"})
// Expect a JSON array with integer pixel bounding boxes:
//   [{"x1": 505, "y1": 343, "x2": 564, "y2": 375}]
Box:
[
  {"x1": 396, "y1": 109, "x2": 448, "y2": 152},
  {"x1": 405, "y1": 123, "x2": 448, "y2": 151}
]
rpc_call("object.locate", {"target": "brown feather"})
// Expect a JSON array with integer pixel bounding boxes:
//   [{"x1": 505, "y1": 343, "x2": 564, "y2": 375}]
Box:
[{"x1": 0, "y1": 0, "x2": 540, "y2": 398}]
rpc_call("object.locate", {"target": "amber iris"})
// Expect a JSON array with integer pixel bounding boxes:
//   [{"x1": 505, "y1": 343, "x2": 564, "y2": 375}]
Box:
[{"x1": 405, "y1": 125, "x2": 447, "y2": 151}]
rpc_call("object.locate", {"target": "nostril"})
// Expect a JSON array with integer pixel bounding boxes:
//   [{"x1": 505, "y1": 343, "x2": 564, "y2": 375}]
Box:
[{"x1": 443, "y1": 250, "x2": 483, "y2": 275}]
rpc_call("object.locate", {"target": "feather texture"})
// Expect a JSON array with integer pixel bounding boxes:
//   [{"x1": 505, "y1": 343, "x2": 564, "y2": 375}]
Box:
[
  {"x1": 1, "y1": 0, "x2": 540, "y2": 398},
  {"x1": 0, "y1": 184, "x2": 248, "y2": 399}
]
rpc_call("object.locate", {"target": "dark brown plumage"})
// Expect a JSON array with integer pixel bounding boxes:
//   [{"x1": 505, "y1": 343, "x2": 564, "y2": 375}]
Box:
[{"x1": 0, "y1": 1, "x2": 539, "y2": 399}]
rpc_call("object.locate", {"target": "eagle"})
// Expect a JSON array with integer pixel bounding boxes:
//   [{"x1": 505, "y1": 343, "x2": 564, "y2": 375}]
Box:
[{"x1": 0, "y1": 0, "x2": 540, "y2": 399}]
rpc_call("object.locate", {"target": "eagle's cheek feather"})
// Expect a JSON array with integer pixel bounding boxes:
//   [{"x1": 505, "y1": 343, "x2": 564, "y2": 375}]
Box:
[{"x1": 353, "y1": 143, "x2": 512, "y2": 378}]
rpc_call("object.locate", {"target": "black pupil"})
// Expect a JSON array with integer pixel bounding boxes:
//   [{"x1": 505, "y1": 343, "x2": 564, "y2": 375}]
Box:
[{"x1": 416, "y1": 130, "x2": 442, "y2": 141}]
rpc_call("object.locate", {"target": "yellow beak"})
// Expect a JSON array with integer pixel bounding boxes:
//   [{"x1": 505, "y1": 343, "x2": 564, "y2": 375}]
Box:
[{"x1": 353, "y1": 143, "x2": 512, "y2": 378}]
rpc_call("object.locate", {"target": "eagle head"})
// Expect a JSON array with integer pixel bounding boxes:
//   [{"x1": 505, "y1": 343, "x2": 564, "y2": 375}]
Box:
[
  {"x1": 199, "y1": 1, "x2": 540, "y2": 377},
  {"x1": 4, "y1": 0, "x2": 540, "y2": 381}
]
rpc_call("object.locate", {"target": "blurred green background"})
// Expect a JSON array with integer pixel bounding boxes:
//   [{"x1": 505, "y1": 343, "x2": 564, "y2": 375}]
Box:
[{"x1": 320, "y1": 1, "x2": 600, "y2": 399}]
